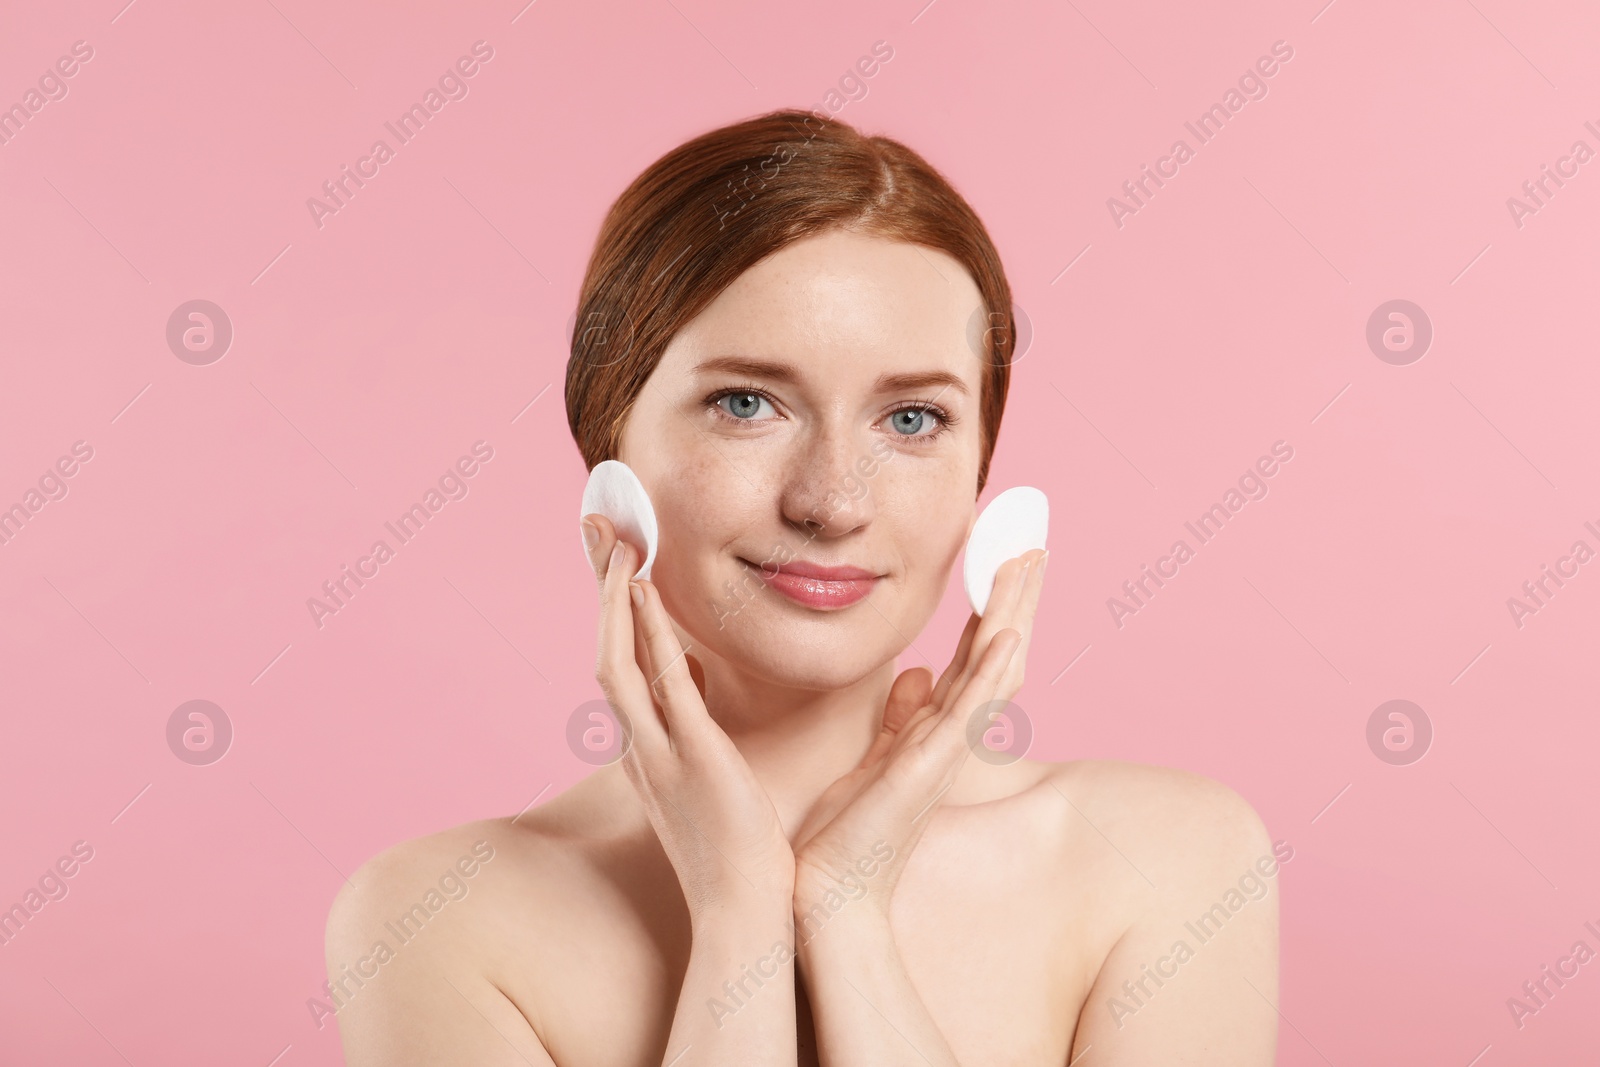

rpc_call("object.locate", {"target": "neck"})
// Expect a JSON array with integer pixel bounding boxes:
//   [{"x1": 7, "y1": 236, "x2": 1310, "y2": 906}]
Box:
[{"x1": 694, "y1": 649, "x2": 897, "y2": 836}]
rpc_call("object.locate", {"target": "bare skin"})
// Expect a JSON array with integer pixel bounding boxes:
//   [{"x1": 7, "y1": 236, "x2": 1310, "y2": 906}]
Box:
[{"x1": 325, "y1": 228, "x2": 1279, "y2": 1065}]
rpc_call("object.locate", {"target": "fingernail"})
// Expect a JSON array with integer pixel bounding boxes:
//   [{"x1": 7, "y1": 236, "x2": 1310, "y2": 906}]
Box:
[
  {"x1": 1039, "y1": 550, "x2": 1050, "y2": 574},
  {"x1": 629, "y1": 581, "x2": 644, "y2": 608},
  {"x1": 610, "y1": 541, "x2": 625, "y2": 570},
  {"x1": 581, "y1": 519, "x2": 599, "y2": 553}
]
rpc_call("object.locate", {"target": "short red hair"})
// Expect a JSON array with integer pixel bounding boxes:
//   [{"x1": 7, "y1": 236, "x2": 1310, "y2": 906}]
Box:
[{"x1": 566, "y1": 109, "x2": 1017, "y2": 494}]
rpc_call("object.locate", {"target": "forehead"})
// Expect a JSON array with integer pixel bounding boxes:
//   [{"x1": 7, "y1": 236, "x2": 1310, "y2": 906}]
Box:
[{"x1": 668, "y1": 228, "x2": 986, "y2": 387}]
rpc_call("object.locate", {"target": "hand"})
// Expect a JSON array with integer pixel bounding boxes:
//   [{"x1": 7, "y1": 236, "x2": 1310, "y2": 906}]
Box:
[
  {"x1": 789, "y1": 549, "x2": 1049, "y2": 928},
  {"x1": 581, "y1": 514, "x2": 796, "y2": 923}
]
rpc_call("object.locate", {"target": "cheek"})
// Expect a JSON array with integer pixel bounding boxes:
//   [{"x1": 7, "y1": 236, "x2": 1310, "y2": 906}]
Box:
[
  {"x1": 909, "y1": 515, "x2": 969, "y2": 592},
  {"x1": 650, "y1": 454, "x2": 746, "y2": 584},
  {"x1": 877, "y1": 469, "x2": 971, "y2": 582},
  {"x1": 664, "y1": 450, "x2": 739, "y2": 525},
  {"x1": 882, "y1": 441, "x2": 974, "y2": 510}
]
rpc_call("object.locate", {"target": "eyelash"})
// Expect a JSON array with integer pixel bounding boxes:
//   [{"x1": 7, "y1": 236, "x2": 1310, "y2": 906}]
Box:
[{"x1": 705, "y1": 382, "x2": 958, "y2": 444}]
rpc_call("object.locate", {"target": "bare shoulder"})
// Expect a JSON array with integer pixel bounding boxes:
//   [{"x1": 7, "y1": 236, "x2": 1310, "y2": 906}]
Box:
[
  {"x1": 325, "y1": 768, "x2": 642, "y2": 957},
  {"x1": 1042, "y1": 758, "x2": 1274, "y2": 871},
  {"x1": 956, "y1": 755, "x2": 1276, "y2": 899},
  {"x1": 322, "y1": 776, "x2": 639, "y2": 1066},
  {"x1": 325, "y1": 818, "x2": 516, "y2": 962},
  {"x1": 1039, "y1": 759, "x2": 1284, "y2": 1065}
]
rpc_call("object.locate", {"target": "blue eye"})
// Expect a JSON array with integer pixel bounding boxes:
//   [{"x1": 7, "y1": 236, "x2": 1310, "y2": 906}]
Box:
[
  {"x1": 706, "y1": 384, "x2": 956, "y2": 446},
  {"x1": 716, "y1": 391, "x2": 776, "y2": 420},
  {"x1": 889, "y1": 407, "x2": 940, "y2": 437}
]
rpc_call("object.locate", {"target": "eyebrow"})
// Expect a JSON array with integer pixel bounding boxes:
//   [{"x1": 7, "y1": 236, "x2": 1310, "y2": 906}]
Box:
[{"x1": 693, "y1": 356, "x2": 972, "y2": 398}]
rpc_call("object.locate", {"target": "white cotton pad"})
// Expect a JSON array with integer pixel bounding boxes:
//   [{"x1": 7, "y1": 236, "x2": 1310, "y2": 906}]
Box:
[
  {"x1": 962, "y1": 487, "x2": 1049, "y2": 616},
  {"x1": 580, "y1": 460, "x2": 659, "y2": 581}
]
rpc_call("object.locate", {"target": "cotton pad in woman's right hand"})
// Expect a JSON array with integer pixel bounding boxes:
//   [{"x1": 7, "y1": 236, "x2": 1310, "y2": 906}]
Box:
[
  {"x1": 580, "y1": 460, "x2": 659, "y2": 581},
  {"x1": 962, "y1": 486, "x2": 1049, "y2": 616}
]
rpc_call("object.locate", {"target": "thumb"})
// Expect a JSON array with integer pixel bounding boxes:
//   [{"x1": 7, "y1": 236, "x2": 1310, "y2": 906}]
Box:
[
  {"x1": 685, "y1": 652, "x2": 707, "y2": 701},
  {"x1": 855, "y1": 667, "x2": 935, "y2": 771},
  {"x1": 882, "y1": 667, "x2": 935, "y2": 737}
]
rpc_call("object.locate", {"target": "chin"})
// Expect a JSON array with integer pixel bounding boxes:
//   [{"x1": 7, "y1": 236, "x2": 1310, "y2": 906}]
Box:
[
  {"x1": 671, "y1": 575, "x2": 905, "y2": 690},
  {"x1": 721, "y1": 622, "x2": 892, "y2": 691}
]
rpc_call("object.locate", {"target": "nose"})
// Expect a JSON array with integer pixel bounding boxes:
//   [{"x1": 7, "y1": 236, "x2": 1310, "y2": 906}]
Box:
[{"x1": 778, "y1": 425, "x2": 878, "y2": 541}]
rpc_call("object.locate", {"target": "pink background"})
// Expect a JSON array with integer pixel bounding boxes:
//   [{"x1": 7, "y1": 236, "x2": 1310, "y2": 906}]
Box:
[{"x1": 3, "y1": 0, "x2": 1598, "y2": 1063}]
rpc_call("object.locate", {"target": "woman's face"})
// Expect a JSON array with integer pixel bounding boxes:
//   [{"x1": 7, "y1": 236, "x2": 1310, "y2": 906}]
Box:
[{"x1": 616, "y1": 226, "x2": 989, "y2": 691}]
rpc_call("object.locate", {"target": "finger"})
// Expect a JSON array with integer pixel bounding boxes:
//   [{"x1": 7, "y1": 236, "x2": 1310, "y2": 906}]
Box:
[
  {"x1": 629, "y1": 577, "x2": 712, "y2": 747},
  {"x1": 898, "y1": 632, "x2": 1022, "y2": 803},
  {"x1": 883, "y1": 667, "x2": 935, "y2": 736},
  {"x1": 934, "y1": 626, "x2": 1022, "y2": 745},
  {"x1": 990, "y1": 549, "x2": 1045, "y2": 629},
  {"x1": 984, "y1": 549, "x2": 1046, "y2": 699},
  {"x1": 581, "y1": 512, "x2": 618, "y2": 584},
  {"x1": 931, "y1": 613, "x2": 980, "y2": 710},
  {"x1": 685, "y1": 652, "x2": 708, "y2": 701},
  {"x1": 617, "y1": 542, "x2": 670, "y2": 742},
  {"x1": 985, "y1": 553, "x2": 1035, "y2": 632},
  {"x1": 860, "y1": 667, "x2": 936, "y2": 768},
  {"x1": 940, "y1": 555, "x2": 1032, "y2": 708},
  {"x1": 999, "y1": 549, "x2": 1048, "y2": 696},
  {"x1": 1008, "y1": 549, "x2": 1047, "y2": 622},
  {"x1": 595, "y1": 538, "x2": 666, "y2": 754},
  {"x1": 586, "y1": 521, "x2": 656, "y2": 721}
]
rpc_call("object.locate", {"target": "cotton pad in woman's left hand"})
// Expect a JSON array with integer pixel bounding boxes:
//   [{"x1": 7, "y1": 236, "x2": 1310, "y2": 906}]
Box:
[
  {"x1": 580, "y1": 460, "x2": 659, "y2": 581},
  {"x1": 963, "y1": 486, "x2": 1049, "y2": 616}
]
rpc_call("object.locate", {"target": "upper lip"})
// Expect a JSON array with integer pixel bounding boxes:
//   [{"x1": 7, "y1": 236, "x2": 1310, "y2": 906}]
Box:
[{"x1": 744, "y1": 558, "x2": 881, "y2": 581}]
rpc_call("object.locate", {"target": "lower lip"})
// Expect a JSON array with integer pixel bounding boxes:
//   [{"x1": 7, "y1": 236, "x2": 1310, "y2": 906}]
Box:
[{"x1": 746, "y1": 562, "x2": 880, "y2": 609}]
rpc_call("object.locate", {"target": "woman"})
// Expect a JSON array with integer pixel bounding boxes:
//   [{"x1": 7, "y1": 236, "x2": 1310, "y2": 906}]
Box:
[{"x1": 326, "y1": 109, "x2": 1279, "y2": 1065}]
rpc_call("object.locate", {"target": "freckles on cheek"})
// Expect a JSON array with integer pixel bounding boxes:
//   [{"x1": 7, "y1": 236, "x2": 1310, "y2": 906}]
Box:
[
  {"x1": 659, "y1": 453, "x2": 745, "y2": 556},
  {"x1": 878, "y1": 467, "x2": 970, "y2": 570}
]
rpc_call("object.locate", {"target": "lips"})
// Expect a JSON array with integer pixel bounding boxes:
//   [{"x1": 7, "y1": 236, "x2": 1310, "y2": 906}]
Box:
[{"x1": 740, "y1": 558, "x2": 882, "y2": 609}]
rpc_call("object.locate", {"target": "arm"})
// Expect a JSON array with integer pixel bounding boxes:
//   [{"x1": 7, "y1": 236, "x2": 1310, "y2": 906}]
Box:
[
  {"x1": 794, "y1": 903, "x2": 961, "y2": 1065},
  {"x1": 329, "y1": 521, "x2": 802, "y2": 1066},
  {"x1": 1067, "y1": 778, "x2": 1281, "y2": 1066},
  {"x1": 595, "y1": 524, "x2": 800, "y2": 1065},
  {"x1": 324, "y1": 838, "x2": 560, "y2": 1067},
  {"x1": 791, "y1": 552, "x2": 1047, "y2": 1065},
  {"x1": 662, "y1": 895, "x2": 799, "y2": 1065},
  {"x1": 325, "y1": 832, "x2": 798, "y2": 1067}
]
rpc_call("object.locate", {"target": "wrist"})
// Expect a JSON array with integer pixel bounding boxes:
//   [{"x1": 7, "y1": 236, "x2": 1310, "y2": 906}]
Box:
[
  {"x1": 791, "y1": 888, "x2": 892, "y2": 951},
  {"x1": 793, "y1": 861, "x2": 895, "y2": 926},
  {"x1": 792, "y1": 902, "x2": 893, "y2": 960},
  {"x1": 689, "y1": 886, "x2": 796, "y2": 938}
]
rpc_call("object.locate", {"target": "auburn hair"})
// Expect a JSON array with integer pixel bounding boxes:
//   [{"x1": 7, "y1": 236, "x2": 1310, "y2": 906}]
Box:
[{"x1": 565, "y1": 108, "x2": 1017, "y2": 494}]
